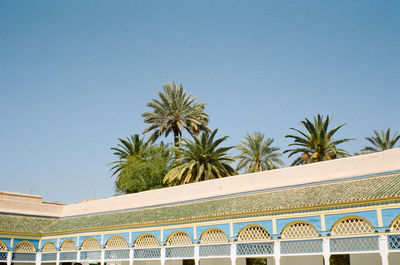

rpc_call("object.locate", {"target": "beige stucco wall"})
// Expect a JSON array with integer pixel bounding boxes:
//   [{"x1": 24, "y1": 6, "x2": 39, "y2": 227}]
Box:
[
  {"x1": 0, "y1": 191, "x2": 63, "y2": 217},
  {"x1": 350, "y1": 253, "x2": 382, "y2": 265},
  {"x1": 1, "y1": 148, "x2": 400, "y2": 217},
  {"x1": 281, "y1": 255, "x2": 323, "y2": 265},
  {"x1": 389, "y1": 252, "x2": 400, "y2": 265}
]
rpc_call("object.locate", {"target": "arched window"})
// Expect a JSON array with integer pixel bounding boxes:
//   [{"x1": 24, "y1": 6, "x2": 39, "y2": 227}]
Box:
[
  {"x1": 281, "y1": 221, "x2": 319, "y2": 239},
  {"x1": 331, "y1": 217, "x2": 374, "y2": 236},
  {"x1": 105, "y1": 236, "x2": 129, "y2": 249},
  {"x1": 81, "y1": 238, "x2": 100, "y2": 250},
  {"x1": 0, "y1": 241, "x2": 7, "y2": 251},
  {"x1": 390, "y1": 216, "x2": 400, "y2": 232},
  {"x1": 42, "y1": 242, "x2": 57, "y2": 252},
  {"x1": 200, "y1": 228, "x2": 228, "y2": 244},
  {"x1": 14, "y1": 241, "x2": 36, "y2": 252},
  {"x1": 60, "y1": 240, "x2": 76, "y2": 251},
  {"x1": 166, "y1": 231, "x2": 192, "y2": 246},
  {"x1": 237, "y1": 225, "x2": 270, "y2": 242},
  {"x1": 134, "y1": 234, "x2": 159, "y2": 248}
]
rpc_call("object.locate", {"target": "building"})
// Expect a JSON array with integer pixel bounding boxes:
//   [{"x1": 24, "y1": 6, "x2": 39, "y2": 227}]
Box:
[{"x1": 1, "y1": 148, "x2": 400, "y2": 265}]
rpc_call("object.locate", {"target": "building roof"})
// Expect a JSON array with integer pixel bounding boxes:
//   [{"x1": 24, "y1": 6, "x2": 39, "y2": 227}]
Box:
[
  {"x1": 0, "y1": 214, "x2": 56, "y2": 235},
  {"x1": 2, "y1": 173, "x2": 399, "y2": 235}
]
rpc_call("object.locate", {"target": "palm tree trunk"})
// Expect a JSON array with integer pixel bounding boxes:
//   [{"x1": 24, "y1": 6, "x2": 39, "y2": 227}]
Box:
[{"x1": 174, "y1": 129, "x2": 180, "y2": 159}]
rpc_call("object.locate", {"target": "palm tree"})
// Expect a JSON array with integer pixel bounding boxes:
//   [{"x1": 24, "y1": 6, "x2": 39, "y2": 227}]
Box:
[
  {"x1": 142, "y1": 82, "x2": 210, "y2": 151},
  {"x1": 284, "y1": 115, "x2": 353, "y2": 166},
  {"x1": 107, "y1": 134, "x2": 148, "y2": 177},
  {"x1": 236, "y1": 132, "x2": 284, "y2": 173},
  {"x1": 164, "y1": 129, "x2": 237, "y2": 186},
  {"x1": 361, "y1": 129, "x2": 400, "y2": 153}
]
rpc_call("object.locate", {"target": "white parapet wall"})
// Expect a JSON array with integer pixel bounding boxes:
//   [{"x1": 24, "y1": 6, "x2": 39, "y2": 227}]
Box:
[
  {"x1": 61, "y1": 148, "x2": 400, "y2": 217},
  {"x1": 1, "y1": 148, "x2": 400, "y2": 217}
]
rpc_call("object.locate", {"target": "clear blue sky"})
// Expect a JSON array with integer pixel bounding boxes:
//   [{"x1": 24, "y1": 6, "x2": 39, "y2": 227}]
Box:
[{"x1": 1, "y1": 0, "x2": 399, "y2": 203}]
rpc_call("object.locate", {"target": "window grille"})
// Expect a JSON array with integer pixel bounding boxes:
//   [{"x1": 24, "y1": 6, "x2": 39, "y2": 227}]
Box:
[
  {"x1": 330, "y1": 236, "x2": 379, "y2": 252},
  {"x1": 105, "y1": 236, "x2": 129, "y2": 249},
  {"x1": 42, "y1": 242, "x2": 57, "y2": 252},
  {"x1": 165, "y1": 246, "x2": 194, "y2": 258},
  {"x1": 80, "y1": 250, "x2": 101, "y2": 260},
  {"x1": 60, "y1": 252, "x2": 77, "y2": 261},
  {"x1": 236, "y1": 242, "x2": 274, "y2": 256},
  {"x1": 200, "y1": 229, "x2": 228, "y2": 244},
  {"x1": 167, "y1": 232, "x2": 192, "y2": 246},
  {"x1": 331, "y1": 217, "x2": 374, "y2": 236},
  {"x1": 0, "y1": 252, "x2": 7, "y2": 261},
  {"x1": 237, "y1": 226, "x2": 270, "y2": 242},
  {"x1": 14, "y1": 241, "x2": 36, "y2": 252},
  {"x1": 135, "y1": 234, "x2": 159, "y2": 247},
  {"x1": 81, "y1": 238, "x2": 100, "y2": 250},
  {"x1": 133, "y1": 248, "x2": 161, "y2": 259},
  {"x1": 0, "y1": 241, "x2": 6, "y2": 251},
  {"x1": 41, "y1": 253, "x2": 57, "y2": 261},
  {"x1": 12, "y1": 253, "x2": 36, "y2": 261},
  {"x1": 105, "y1": 249, "x2": 130, "y2": 260},
  {"x1": 199, "y1": 244, "x2": 230, "y2": 257},
  {"x1": 391, "y1": 217, "x2": 400, "y2": 232},
  {"x1": 280, "y1": 239, "x2": 322, "y2": 254},
  {"x1": 388, "y1": 235, "x2": 400, "y2": 250},
  {"x1": 281, "y1": 222, "x2": 319, "y2": 239},
  {"x1": 60, "y1": 240, "x2": 76, "y2": 251}
]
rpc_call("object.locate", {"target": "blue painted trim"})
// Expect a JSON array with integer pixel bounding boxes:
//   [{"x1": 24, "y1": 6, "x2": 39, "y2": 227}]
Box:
[
  {"x1": 376, "y1": 227, "x2": 390, "y2": 233},
  {"x1": 276, "y1": 216, "x2": 321, "y2": 234},
  {"x1": 79, "y1": 235, "x2": 101, "y2": 247},
  {"x1": 196, "y1": 224, "x2": 230, "y2": 240},
  {"x1": 381, "y1": 208, "x2": 400, "y2": 227},
  {"x1": 40, "y1": 238, "x2": 57, "y2": 249},
  {"x1": 163, "y1": 227, "x2": 194, "y2": 241},
  {"x1": 59, "y1": 237, "x2": 78, "y2": 248},
  {"x1": 233, "y1": 220, "x2": 273, "y2": 238},
  {"x1": 131, "y1": 230, "x2": 161, "y2": 244},
  {"x1": 103, "y1": 233, "x2": 129, "y2": 245},
  {"x1": 0, "y1": 238, "x2": 11, "y2": 248},
  {"x1": 13, "y1": 238, "x2": 40, "y2": 250},
  {"x1": 325, "y1": 210, "x2": 379, "y2": 231}
]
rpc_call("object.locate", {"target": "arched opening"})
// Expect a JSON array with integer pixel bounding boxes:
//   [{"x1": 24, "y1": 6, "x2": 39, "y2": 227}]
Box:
[
  {"x1": 281, "y1": 221, "x2": 319, "y2": 239},
  {"x1": 331, "y1": 216, "x2": 374, "y2": 236}
]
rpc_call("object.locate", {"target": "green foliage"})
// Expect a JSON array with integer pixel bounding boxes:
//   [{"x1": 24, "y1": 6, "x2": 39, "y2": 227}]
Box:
[
  {"x1": 107, "y1": 134, "x2": 149, "y2": 177},
  {"x1": 284, "y1": 114, "x2": 354, "y2": 166},
  {"x1": 164, "y1": 129, "x2": 237, "y2": 186},
  {"x1": 236, "y1": 132, "x2": 284, "y2": 173},
  {"x1": 142, "y1": 81, "x2": 210, "y2": 150},
  {"x1": 114, "y1": 145, "x2": 171, "y2": 194},
  {"x1": 246, "y1": 258, "x2": 267, "y2": 265},
  {"x1": 330, "y1": 254, "x2": 350, "y2": 265},
  {"x1": 361, "y1": 128, "x2": 400, "y2": 153}
]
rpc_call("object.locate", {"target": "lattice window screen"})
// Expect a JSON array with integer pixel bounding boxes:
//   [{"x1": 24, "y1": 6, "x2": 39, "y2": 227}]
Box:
[
  {"x1": 200, "y1": 229, "x2": 228, "y2": 243},
  {"x1": 237, "y1": 225, "x2": 270, "y2": 242},
  {"x1": 42, "y1": 242, "x2": 57, "y2": 252},
  {"x1": 105, "y1": 236, "x2": 128, "y2": 249},
  {"x1": 0, "y1": 241, "x2": 6, "y2": 251},
  {"x1": 135, "y1": 234, "x2": 159, "y2": 247},
  {"x1": 14, "y1": 242, "x2": 36, "y2": 252},
  {"x1": 60, "y1": 240, "x2": 76, "y2": 251},
  {"x1": 331, "y1": 217, "x2": 374, "y2": 236},
  {"x1": 281, "y1": 222, "x2": 319, "y2": 239},
  {"x1": 391, "y1": 217, "x2": 400, "y2": 232},
  {"x1": 167, "y1": 232, "x2": 192, "y2": 246},
  {"x1": 81, "y1": 238, "x2": 100, "y2": 250}
]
